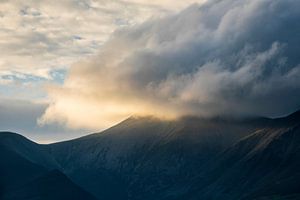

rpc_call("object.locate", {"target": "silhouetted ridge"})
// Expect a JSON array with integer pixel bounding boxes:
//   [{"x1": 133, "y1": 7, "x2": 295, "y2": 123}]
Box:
[
  {"x1": 0, "y1": 132, "x2": 98, "y2": 200},
  {"x1": 274, "y1": 109, "x2": 300, "y2": 126}
]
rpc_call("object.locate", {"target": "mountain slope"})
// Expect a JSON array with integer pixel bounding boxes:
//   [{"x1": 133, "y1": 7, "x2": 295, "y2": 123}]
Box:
[
  {"x1": 0, "y1": 144, "x2": 46, "y2": 196},
  {"x1": 47, "y1": 115, "x2": 272, "y2": 199},
  {"x1": 185, "y1": 113, "x2": 300, "y2": 200},
  {"x1": 1, "y1": 111, "x2": 300, "y2": 200},
  {"x1": 0, "y1": 132, "x2": 97, "y2": 200},
  {"x1": 2, "y1": 170, "x2": 98, "y2": 200},
  {"x1": 0, "y1": 132, "x2": 59, "y2": 170}
]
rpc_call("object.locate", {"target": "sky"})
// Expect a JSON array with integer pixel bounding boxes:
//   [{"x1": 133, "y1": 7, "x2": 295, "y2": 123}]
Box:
[{"x1": 0, "y1": 0, "x2": 300, "y2": 143}]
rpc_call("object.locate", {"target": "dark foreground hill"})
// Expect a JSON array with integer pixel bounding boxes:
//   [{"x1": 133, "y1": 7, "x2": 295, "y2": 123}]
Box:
[
  {"x1": 0, "y1": 132, "x2": 97, "y2": 200},
  {"x1": 1, "y1": 110, "x2": 300, "y2": 199}
]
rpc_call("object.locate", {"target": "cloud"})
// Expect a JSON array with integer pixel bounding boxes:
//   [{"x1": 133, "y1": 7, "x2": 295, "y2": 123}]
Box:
[
  {"x1": 0, "y1": 98, "x2": 90, "y2": 143},
  {"x1": 40, "y1": 0, "x2": 300, "y2": 130},
  {"x1": 0, "y1": 0, "x2": 203, "y2": 80},
  {"x1": 0, "y1": 0, "x2": 206, "y2": 112}
]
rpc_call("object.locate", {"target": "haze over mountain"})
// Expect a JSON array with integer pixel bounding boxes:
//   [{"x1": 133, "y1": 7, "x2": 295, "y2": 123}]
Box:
[{"x1": 1, "y1": 110, "x2": 300, "y2": 199}]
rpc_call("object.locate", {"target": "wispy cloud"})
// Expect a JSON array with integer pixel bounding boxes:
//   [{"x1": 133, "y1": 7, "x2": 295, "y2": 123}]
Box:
[
  {"x1": 0, "y1": 0, "x2": 201, "y2": 85},
  {"x1": 0, "y1": 0, "x2": 206, "y2": 138}
]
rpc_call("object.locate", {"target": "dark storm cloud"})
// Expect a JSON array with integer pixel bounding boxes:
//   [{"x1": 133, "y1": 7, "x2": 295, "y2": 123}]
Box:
[{"x1": 42, "y1": 0, "x2": 300, "y2": 129}]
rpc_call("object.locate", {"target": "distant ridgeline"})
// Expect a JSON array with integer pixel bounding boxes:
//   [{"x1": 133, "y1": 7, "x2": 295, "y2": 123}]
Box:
[{"x1": 1, "y1": 110, "x2": 300, "y2": 200}]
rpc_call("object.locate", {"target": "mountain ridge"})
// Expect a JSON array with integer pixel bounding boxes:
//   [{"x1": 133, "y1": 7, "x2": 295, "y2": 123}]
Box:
[{"x1": 1, "y1": 109, "x2": 300, "y2": 199}]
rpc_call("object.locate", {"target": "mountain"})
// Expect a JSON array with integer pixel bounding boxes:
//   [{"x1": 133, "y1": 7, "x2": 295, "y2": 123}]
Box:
[
  {"x1": 1, "y1": 111, "x2": 300, "y2": 200},
  {"x1": 0, "y1": 132, "x2": 97, "y2": 200},
  {"x1": 186, "y1": 113, "x2": 300, "y2": 199},
  {"x1": 45, "y1": 115, "x2": 276, "y2": 200},
  {"x1": 0, "y1": 132, "x2": 59, "y2": 170}
]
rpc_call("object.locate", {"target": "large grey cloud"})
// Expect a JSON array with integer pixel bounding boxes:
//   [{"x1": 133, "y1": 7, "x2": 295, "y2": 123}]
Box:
[{"x1": 41, "y1": 0, "x2": 300, "y2": 129}]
